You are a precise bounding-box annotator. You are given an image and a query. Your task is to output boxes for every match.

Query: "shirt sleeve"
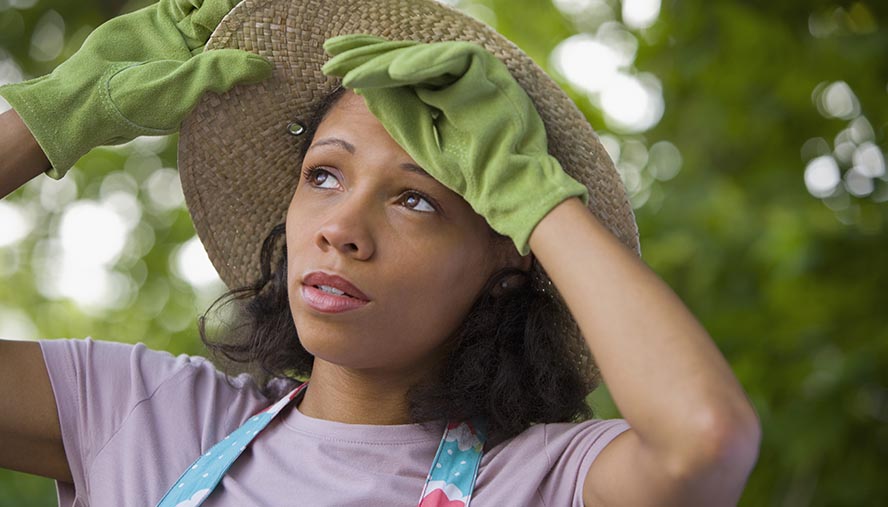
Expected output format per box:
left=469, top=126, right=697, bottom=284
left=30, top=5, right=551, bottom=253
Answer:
left=476, top=417, right=630, bottom=506
left=539, top=418, right=631, bottom=506
left=37, top=337, right=267, bottom=506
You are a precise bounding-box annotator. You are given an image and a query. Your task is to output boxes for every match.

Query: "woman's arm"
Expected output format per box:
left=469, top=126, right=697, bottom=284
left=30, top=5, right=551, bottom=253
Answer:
left=0, top=108, right=51, bottom=200
left=0, top=339, right=70, bottom=482
left=528, top=197, right=761, bottom=506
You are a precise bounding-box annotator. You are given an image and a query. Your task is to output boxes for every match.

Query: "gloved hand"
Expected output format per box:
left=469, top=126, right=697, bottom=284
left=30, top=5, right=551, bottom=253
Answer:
left=0, top=0, right=272, bottom=178
left=321, top=34, right=589, bottom=256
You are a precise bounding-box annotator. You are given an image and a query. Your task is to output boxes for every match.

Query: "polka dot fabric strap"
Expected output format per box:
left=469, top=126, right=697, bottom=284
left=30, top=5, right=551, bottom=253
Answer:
left=154, top=382, right=486, bottom=507
left=154, top=383, right=307, bottom=507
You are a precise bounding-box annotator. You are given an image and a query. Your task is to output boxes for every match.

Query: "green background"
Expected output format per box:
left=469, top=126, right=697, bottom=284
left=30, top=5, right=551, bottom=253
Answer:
left=1, top=0, right=886, bottom=505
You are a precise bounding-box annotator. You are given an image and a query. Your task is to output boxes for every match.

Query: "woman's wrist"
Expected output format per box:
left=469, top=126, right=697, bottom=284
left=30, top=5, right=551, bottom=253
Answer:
left=0, top=108, right=51, bottom=199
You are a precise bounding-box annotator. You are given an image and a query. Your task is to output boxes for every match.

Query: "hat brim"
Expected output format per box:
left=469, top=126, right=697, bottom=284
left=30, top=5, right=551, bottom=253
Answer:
left=178, top=0, right=639, bottom=290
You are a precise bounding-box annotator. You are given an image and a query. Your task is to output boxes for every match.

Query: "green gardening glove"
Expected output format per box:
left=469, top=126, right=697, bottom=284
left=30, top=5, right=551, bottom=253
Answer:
left=321, top=35, right=588, bottom=256
left=0, top=0, right=272, bottom=178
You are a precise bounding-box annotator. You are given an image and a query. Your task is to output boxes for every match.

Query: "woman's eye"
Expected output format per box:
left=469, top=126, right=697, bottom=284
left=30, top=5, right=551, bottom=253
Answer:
left=402, top=192, right=437, bottom=213
left=303, top=166, right=340, bottom=189
left=303, top=166, right=438, bottom=214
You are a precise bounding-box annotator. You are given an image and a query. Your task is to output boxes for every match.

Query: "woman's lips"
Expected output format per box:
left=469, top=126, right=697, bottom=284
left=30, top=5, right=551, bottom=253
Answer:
left=302, top=271, right=370, bottom=301
left=301, top=284, right=370, bottom=313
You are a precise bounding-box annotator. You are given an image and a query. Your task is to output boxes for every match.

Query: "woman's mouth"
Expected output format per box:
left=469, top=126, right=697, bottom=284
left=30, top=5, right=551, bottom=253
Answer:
left=302, top=271, right=371, bottom=300
left=317, top=284, right=345, bottom=295
left=301, top=284, right=370, bottom=313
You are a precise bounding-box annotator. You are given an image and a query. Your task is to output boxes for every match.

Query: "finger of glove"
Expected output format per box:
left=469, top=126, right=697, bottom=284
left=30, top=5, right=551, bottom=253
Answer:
left=161, top=0, right=237, bottom=52
left=323, top=34, right=390, bottom=57
left=72, top=4, right=195, bottom=64
left=386, top=41, right=482, bottom=86
left=322, top=39, right=419, bottom=82
left=109, top=49, right=272, bottom=131
left=333, top=43, right=466, bottom=90
left=357, top=87, right=467, bottom=196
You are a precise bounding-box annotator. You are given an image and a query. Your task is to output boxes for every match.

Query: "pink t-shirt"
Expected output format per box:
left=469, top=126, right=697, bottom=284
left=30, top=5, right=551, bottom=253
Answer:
left=39, top=337, right=630, bottom=507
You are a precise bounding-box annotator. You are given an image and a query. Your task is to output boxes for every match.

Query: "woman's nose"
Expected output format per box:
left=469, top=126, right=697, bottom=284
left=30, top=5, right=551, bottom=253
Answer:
left=313, top=192, right=376, bottom=260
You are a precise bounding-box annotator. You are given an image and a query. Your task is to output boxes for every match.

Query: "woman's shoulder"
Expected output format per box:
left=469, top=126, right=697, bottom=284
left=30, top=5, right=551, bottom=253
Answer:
left=475, top=418, right=630, bottom=504
left=38, top=336, right=273, bottom=405
left=485, top=417, right=630, bottom=465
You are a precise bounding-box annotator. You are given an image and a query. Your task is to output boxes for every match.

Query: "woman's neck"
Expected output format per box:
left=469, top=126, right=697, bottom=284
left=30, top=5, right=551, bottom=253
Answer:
left=297, top=359, right=427, bottom=425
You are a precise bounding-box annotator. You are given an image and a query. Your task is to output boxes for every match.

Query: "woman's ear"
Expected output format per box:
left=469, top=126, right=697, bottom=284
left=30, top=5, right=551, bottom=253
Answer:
left=489, top=248, right=533, bottom=297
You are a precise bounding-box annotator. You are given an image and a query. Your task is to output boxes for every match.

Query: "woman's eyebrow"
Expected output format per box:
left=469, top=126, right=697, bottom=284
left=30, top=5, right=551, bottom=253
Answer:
left=399, top=162, right=433, bottom=180
left=309, top=137, right=434, bottom=180
left=310, top=137, right=355, bottom=154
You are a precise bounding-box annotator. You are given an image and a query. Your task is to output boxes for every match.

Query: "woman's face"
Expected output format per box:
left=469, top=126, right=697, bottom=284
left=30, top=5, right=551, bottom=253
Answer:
left=285, top=90, right=519, bottom=376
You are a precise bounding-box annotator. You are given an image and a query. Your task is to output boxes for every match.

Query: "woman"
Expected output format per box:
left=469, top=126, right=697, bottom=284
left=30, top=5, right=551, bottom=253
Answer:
left=0, top=0, right=761, bottom=505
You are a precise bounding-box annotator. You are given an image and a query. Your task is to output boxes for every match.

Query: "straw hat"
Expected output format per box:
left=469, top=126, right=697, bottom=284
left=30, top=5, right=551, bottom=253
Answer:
left=178, top=0, right=640, bottom=311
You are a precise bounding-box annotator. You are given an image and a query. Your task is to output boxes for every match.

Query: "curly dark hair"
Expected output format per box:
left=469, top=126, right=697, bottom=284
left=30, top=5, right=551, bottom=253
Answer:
left=198, top=85, right=599, bottom=446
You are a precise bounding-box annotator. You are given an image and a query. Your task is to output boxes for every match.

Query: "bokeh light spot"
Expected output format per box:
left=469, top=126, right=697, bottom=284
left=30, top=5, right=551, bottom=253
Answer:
left=28, top=9, right=65, bottom=62
left=0, top=306, right=38, bottom=340
left=552, top=34, right=622, bottom=94
left=851, top=142, right=885, bottom=179
left=144, top=168, right=185, bottom=212
left=0, top=201, right=32, bottom=248
left=848, top=116, right=875, bottom=144
left=462, top=3, right=497, bottom=27
left=814, top=81, right=861, bottom=120
left=9, top=0, right=39, bottom=9
left=844, top=166, right=874, bottom=197
left=59, top=200, right=127, bottom=267
left=800, top=137, right=831, bottom=162
left=621, top=138, right=649, bottom=168
left=0, top=248, right=21, bottom=278
left=553, top=0, right=600, bottom=14
left=173, top=236, right=222, bottom=290
left=0, top=50, right=24, bottom=113
left=553, top=0, right=615, bottom=27
left=648, top=141, right=683, bottom=181
left=600, top=72, right=664, bottom=133
left=622, top=0, right=661, bottom=30
left=804, top=155, right=841, bottom=198
left=38, top=175, right=78, bottom=212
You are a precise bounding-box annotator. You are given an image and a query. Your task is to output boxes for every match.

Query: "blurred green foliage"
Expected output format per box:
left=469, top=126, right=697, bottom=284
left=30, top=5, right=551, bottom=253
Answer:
left=1, top=0, right=886, bottom=505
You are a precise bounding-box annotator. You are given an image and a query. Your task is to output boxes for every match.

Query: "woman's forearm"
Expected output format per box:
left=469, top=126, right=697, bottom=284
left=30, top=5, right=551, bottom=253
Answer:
left=0, top=108, right=50, bottom=199
left=528, top=197, right=760, bottom=470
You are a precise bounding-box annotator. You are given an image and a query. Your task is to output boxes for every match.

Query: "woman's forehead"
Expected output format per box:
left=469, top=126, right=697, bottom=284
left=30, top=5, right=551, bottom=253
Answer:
left=312, top=91, right=410, bottom=156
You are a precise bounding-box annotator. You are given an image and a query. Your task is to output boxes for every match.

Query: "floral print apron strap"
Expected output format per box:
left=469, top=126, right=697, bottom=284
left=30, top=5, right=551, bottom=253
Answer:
left=154, top=383, right=308, bottom=507
left=418, top=418, right=487, bottom=507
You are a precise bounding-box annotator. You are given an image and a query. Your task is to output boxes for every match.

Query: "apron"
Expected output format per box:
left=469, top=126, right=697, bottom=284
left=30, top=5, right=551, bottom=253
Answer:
left=155, top=382, right=487, bottom=507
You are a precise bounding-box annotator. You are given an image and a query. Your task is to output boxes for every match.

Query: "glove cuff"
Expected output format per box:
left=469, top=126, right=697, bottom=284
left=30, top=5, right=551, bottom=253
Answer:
left=478, top=155, right=590, bottom=256
left=0, top=77, right=76, bottom=179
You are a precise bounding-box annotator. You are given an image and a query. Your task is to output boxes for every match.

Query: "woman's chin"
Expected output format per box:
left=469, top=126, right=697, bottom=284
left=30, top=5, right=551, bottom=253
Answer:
left=297, top=333, right=378, bottom=370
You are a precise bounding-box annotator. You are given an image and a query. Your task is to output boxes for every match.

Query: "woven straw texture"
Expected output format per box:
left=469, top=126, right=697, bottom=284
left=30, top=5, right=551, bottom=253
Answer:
left=178, top=0, right=640, bottom=295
